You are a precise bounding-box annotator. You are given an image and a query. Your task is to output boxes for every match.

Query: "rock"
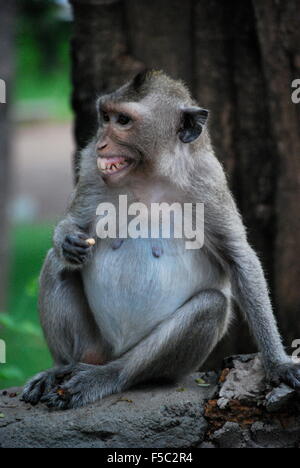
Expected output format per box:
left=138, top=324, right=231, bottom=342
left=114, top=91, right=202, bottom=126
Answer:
left=251, top=421, right=300, bottom=449
left=198, top=441, right=216, bottom=448
left=217, top=355, right=266, bottom=408
left=1, top=355, right=300, bottom=448
left=210, top=422, right=252, bottom=449
left=0, top=373, right=216, bottom=448
left=223, top=353, right=259, bottom=369
left=265, top=383, right=296, bottom=412
left=204, top=355, right=300, bottom=448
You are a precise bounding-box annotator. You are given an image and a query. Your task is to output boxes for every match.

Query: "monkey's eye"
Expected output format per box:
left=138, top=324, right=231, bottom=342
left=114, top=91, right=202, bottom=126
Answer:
left=116, top=113, right=131, bottom=126
left=102, top=111, right=110, bottom=123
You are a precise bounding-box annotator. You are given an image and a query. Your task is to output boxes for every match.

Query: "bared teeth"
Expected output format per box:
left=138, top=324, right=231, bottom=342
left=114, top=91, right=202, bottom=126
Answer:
left=99, top=160, right=106, bottom=170
left=98, top=157, right=129, bottom=175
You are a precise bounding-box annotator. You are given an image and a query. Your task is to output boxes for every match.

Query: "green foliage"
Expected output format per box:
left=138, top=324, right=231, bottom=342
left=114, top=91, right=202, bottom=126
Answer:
left=15, top=0, right=72, bottom=120
left=0, top=366, right=24, bottom=383
left=0, top=224, right=54, bottom=389
left=0, top=312, right=42, bottom=339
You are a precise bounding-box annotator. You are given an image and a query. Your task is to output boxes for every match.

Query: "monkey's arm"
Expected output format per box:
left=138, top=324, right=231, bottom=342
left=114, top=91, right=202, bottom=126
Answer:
left=53, top=181, right=98, bottom=269
left=206, top=189, right=300, bottom=387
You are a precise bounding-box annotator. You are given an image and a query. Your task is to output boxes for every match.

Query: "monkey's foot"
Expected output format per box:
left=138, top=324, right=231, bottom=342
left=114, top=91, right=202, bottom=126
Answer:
left=269, top=361, right=300, bottom=390
left=22, top=367, right=74, bottom=406
left=34, top=363, right=121, bottom=410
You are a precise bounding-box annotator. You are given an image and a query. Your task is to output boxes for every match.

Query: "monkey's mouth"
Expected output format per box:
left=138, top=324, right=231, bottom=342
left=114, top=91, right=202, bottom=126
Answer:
left=97, top=156, right=133, bottom=177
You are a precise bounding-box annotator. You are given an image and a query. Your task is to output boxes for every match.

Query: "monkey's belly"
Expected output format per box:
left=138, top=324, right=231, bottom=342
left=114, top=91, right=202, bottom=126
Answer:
left=82, top=238, right=224, bottom=357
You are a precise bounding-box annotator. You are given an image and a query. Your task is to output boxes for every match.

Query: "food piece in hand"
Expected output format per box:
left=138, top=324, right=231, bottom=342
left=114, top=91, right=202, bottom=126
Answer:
left=86, top=238, right=96, bottom=246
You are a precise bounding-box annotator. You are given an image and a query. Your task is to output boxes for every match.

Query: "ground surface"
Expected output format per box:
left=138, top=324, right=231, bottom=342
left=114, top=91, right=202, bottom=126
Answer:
left=0, top=372, right=216, bottom=448
left=1, top=355, right=300, bottom=448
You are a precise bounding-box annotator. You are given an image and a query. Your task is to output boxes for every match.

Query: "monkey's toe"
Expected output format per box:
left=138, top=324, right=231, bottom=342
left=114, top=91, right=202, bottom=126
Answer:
left=22, top=371, right=57, bottom=405
left=283, top=365, right=300, bottom=390
left=22, top=381, right=44, bottom=406
left=37, top=364, right=93, bottom=410
left=41, top=386, right=87, bottom=410
left=271, top=362, right=300, bottom=390
left=22, top=365, right=78, bottom=406
left=41, top=390, right=71, bottom=410
left=41, top=391, right=88, bottom=410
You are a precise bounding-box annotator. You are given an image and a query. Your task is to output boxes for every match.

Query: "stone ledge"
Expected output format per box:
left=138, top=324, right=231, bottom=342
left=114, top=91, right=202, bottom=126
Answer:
left=0, top=372, right=217, bottom=448
left=0, top=355, right=299, bottom=448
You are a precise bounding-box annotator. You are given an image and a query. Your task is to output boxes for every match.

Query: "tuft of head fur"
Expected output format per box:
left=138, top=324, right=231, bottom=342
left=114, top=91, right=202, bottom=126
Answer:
left=130, top=69, right=191, bottom=101
left=104, top=69, right=193, bottom=106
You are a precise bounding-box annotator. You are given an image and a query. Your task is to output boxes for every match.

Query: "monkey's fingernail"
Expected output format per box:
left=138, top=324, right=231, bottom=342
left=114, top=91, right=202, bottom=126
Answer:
left=86, top=238, right=96, bottom=246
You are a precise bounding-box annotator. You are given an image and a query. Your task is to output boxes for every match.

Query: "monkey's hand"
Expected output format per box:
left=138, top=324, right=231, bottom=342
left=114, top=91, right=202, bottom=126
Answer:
left=267, top=361, right=300, bottom=390
left=53, top=219, right=96, bottom=269
left=61, top=233, right=95, bottom=267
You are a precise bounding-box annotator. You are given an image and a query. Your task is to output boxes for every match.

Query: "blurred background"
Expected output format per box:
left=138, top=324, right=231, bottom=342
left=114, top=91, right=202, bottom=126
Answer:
left=0, top=0, right=299, bottom=389
left=0, top=0, right=73, bottom=388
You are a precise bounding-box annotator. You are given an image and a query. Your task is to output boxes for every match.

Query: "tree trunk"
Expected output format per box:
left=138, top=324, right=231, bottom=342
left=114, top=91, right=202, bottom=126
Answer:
left=70, top=0, right=143, bottom=178
left=0, top=0, right=15, bottom=311
left=253, top=0, right=300, bottom=346
left=125, top=0, right=193, bottom=86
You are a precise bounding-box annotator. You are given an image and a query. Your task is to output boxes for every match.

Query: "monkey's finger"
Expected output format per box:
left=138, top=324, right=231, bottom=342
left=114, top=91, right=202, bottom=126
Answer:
left=62, top=242, right=90, bottom=256
left=65, top=234, right=91, bottom=249
left=63, top=252, right=87, bottom=265
left=77, top=232, right=90, bottom=240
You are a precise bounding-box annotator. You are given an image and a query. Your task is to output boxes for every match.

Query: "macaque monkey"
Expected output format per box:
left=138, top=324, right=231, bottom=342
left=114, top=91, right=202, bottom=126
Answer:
left=23, top=70, right=300, bottom=409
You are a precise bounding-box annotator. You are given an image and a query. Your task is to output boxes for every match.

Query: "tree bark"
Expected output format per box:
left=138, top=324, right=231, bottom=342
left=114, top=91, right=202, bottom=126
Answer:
left=193, top=1, right=278, bottom=365
left=0, top=0, right=15, bottom=311
left=193, top=0, right=237, bottom=177
left=125, top=0, right=193, bottom=86
left=253, top=0, right=300, bottom=345
left=70, top=0, right=143, bottom=177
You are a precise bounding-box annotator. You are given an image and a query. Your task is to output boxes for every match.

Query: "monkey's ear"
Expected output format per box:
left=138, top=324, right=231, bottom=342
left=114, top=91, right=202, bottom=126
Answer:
left=178, top=107, right=209, bottom=144
left=132, top=69, right=151, bottom=91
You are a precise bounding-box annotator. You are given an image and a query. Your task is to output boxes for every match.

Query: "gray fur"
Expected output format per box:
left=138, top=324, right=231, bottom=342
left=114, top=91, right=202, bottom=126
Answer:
left=23, top=71, right=300, bottom=409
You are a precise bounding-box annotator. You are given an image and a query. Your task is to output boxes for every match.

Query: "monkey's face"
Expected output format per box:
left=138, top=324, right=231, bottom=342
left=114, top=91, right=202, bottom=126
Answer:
left=96, top=100, right=147, bottom=185
left=95, top=71, right=209, bottom=186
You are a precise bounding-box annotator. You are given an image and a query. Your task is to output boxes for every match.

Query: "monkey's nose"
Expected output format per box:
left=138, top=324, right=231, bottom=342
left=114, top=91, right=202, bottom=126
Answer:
left=97, top=141, right=108, bottom=152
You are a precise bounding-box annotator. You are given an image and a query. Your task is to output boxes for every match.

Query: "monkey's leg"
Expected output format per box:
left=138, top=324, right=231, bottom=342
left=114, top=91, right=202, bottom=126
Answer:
left=40, top=289, right=229, bottom=409
left=22, top=250, right=108, bottom=405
